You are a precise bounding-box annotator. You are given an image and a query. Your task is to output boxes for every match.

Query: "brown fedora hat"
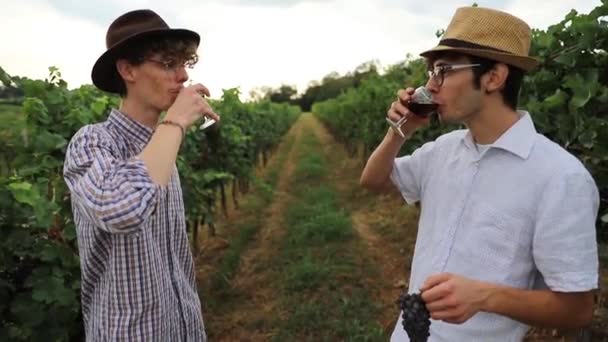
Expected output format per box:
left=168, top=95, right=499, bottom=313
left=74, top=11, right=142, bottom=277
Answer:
left=91, top=9, right=200, bottom=93
left=420, top=7, right=539, bottom=71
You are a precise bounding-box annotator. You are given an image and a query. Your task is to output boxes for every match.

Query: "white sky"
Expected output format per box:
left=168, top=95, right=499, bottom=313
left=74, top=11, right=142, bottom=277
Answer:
left=0, top=0, right=601, bottom=100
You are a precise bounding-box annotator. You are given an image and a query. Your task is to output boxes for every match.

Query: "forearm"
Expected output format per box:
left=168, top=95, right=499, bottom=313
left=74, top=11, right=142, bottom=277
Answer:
left=482, top=284, right=595, bottom=329
left=138, top=124, right=183, bottom=186
left=360, top=128, right=409, bottom=190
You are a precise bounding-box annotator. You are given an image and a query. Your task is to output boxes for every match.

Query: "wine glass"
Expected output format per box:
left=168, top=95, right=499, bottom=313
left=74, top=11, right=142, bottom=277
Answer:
left=188, top=79, right=218, bottom=131
left=386, top=86, right=437, bottom=138
left=199, top=116, right=216, bottom=131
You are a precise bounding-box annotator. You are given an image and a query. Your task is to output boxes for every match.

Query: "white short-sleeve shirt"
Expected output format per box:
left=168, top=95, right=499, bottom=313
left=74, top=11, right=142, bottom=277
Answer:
left=389, top=111, right=599, bottom=342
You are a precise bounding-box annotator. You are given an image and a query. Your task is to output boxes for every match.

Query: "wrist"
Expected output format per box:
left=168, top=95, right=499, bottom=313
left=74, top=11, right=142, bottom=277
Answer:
left=165, top=110, right=190, bottom=128
left=157, top=119, right=185, bottom=140
left=386, top=127, right=412, bottom=142
left=479, top=281, right=501, bottom=313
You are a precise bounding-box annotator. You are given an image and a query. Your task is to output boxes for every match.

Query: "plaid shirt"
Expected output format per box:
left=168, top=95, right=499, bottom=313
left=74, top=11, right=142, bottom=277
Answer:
left=63, top=109, right=206, bottom=341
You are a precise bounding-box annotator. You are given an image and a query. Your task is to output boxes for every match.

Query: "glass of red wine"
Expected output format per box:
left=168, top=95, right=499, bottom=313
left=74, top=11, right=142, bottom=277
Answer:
left=386, top=86, right=438, bottom=138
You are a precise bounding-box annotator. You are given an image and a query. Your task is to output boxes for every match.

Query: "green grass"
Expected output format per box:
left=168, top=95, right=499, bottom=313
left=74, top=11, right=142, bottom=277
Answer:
left=199, top=132, right=295, bottom=306
left=265, top=135, right=294, bottom=187
left=209, top=220, right=259, bottom=291
left=273, top=129, right=386, bottom=342
left=284, top=253, right=331, bottom=291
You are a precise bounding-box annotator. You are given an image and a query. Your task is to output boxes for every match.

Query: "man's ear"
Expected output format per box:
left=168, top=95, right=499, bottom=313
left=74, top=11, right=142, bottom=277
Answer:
left=483, top=63, right=509, bottom=93
left=116, top=59, right=136, bottom=83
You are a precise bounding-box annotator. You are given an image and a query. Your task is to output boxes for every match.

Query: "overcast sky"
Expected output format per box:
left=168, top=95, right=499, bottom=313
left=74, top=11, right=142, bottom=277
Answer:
left=1, top=0, right=601, bottom=100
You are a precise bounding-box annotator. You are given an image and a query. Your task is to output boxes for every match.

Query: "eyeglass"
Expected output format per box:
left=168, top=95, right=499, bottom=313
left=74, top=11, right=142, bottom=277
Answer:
left=427, top=63, right=480, bottom=87
left=142, top=55, right=198, bottom=72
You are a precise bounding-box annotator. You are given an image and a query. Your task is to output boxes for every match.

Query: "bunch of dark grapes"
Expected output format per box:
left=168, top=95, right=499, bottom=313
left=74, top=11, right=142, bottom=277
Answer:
left=396, top=291, right=431, bottom=342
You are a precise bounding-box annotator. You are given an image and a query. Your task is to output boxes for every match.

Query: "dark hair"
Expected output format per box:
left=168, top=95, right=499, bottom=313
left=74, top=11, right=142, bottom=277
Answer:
left=426, top=52, right=525, bottom=110
left=468, top=55, right=524, bottom=110
left=114, top=35, right=198, bottom=97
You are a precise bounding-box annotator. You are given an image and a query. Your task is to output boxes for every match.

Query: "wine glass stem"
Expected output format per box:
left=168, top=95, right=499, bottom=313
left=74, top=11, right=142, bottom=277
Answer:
left=397, top=115, right=408, bottom=127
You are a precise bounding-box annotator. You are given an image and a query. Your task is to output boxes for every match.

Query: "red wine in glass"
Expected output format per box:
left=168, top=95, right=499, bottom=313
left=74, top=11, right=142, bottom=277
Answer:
left=386, top=86, right=437, bottom=137
left=407, top=102, right=439, bottom=117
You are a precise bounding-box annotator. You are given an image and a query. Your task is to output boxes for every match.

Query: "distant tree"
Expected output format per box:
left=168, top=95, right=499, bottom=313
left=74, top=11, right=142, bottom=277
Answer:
left=268, top=84, right=298, bottom=103
left=294, top=60, right=381, bottom=111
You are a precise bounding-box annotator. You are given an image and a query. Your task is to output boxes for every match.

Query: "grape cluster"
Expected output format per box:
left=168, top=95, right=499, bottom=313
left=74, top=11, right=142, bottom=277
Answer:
left=396, top=292, right=431, bottom=342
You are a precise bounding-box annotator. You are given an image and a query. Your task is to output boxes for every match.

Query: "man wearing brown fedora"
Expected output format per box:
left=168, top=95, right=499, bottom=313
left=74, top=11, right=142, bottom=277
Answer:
left=361, top=6, right=599, bottom=341
left=63, top=9, right=219, bottom=341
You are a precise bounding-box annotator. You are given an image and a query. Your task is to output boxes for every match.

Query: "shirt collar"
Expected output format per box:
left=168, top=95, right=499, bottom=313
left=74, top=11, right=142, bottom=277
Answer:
left=107, top=108, right=154, bottom=146
left=461, top=111, right=537, bottom=160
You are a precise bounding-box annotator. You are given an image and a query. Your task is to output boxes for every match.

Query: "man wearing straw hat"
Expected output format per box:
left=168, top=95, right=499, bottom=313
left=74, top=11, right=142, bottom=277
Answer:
left=360, top=6, right=599, bottom=341
left=63, top=9, right=219, bottom=341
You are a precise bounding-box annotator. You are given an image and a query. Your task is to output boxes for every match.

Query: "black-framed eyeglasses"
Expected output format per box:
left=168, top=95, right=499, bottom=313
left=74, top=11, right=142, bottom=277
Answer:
left=427, top=63, right=480, bottom=87
left=142, top=55, right=199, bottom=72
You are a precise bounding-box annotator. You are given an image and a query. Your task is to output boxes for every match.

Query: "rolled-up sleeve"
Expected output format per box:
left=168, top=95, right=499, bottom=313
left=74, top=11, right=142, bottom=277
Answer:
left=63, top=126, right=159, bottom=234
left=390, top=140, right=436, bottom=205
left=533, top=170, right=600, bottom=292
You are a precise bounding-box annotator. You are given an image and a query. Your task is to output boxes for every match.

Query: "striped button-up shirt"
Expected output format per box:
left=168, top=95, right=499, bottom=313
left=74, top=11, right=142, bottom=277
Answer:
left=389, top=111, right=599, bottom=341
left=63, top=109, right=206, bottom=341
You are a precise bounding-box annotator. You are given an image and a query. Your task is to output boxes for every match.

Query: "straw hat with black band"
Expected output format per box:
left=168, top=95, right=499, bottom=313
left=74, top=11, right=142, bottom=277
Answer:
left=420, top=6, right=539, bottom=72
left=91, top=9, right=200, bottom=94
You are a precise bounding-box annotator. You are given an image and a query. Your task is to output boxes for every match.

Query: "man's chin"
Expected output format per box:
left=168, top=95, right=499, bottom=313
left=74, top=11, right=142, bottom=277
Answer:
left=160, top=100, right=174, bottom=112
left=165, top=95, right=179, bottom=109
left=436, top=111, right=460, bottom=125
